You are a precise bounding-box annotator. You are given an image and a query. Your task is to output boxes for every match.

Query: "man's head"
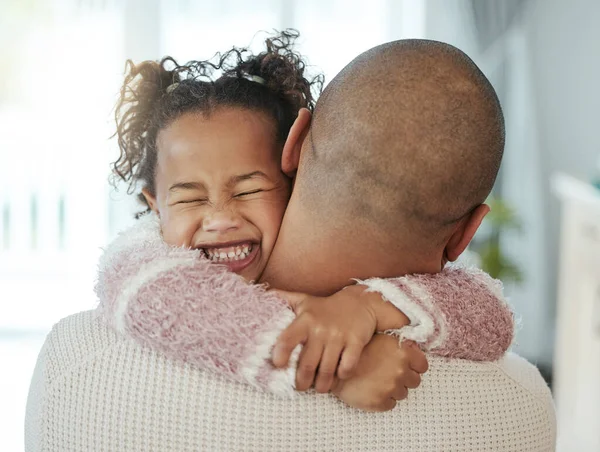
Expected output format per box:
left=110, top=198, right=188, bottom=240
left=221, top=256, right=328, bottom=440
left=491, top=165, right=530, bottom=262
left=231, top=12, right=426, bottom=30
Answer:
left=261, top=39, right=504, bottom=295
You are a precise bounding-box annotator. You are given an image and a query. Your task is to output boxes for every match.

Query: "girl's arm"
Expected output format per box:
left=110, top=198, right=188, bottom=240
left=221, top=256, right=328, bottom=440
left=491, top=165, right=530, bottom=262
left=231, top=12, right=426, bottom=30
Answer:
left=96, top=215, right=513, bottom=397
left=357, top=267, right=514, bottom=362
left=96, top=214, right=298, bottom=397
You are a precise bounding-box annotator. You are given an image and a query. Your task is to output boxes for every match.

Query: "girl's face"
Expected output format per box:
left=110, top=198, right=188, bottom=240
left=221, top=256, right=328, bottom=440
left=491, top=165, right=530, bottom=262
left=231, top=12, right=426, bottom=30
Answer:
left=143, top=108, right=291, bottom=282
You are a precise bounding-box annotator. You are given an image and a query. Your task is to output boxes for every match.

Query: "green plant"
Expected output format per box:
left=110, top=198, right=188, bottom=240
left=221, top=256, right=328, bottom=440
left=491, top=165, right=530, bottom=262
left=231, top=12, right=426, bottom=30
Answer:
left=472, top=197, right=524, bottom=284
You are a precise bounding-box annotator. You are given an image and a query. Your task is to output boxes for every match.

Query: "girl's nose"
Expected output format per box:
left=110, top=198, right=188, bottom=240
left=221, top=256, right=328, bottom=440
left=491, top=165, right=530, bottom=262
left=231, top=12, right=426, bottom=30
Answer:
left=202, top=210, right=242, bottom=234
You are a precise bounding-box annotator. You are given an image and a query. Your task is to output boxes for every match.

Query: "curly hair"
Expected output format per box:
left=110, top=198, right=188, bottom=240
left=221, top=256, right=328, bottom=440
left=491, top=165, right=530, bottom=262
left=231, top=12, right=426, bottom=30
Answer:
left=112, top=29, right=324, bottom=214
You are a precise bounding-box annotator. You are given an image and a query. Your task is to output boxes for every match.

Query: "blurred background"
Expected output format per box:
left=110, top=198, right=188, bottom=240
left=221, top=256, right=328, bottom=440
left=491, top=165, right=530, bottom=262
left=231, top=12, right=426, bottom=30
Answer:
left=1, top=0, right=599, bottom=450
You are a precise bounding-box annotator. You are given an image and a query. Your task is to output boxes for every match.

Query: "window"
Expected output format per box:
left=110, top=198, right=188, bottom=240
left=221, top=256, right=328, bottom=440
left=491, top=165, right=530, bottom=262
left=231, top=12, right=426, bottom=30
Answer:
left=2, top=2, right=424, bottom=449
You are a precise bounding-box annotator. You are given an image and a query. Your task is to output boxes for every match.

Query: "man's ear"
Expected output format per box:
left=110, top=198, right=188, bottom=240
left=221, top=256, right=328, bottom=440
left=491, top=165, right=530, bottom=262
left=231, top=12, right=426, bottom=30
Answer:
left=281, top=108, right=311, bottom=177
left=444, top=204, right=490, bottom=263
left=141, top=188, right=159, bottom=215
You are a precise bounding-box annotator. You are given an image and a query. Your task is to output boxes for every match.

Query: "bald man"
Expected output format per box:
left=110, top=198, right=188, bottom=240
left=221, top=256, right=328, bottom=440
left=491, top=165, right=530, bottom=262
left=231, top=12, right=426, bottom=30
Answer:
left=25, top=40, right=555, bottom=451
left=264, top=39, right=504, bottom=292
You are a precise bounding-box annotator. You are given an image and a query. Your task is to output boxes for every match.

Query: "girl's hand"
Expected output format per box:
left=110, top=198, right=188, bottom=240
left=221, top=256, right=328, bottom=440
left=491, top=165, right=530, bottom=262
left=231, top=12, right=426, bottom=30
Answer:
left=272, top=286, right=380, bottom=393
left=332, top=334, right=428, bottom=412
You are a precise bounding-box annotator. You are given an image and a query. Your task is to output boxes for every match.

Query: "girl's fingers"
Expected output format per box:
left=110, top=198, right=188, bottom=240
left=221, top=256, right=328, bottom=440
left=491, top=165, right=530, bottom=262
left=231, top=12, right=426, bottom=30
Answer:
left=377, top=398, right=398, bottom=412
left=391, top=385, right=409, bottom=401
left=404, top=342, right=429, bottom=374
left=295, top=337, right=325, bottom=391
left=314, top=340, right=344, bottom=393
left=403, top=370, right=422, bottom=389
left=272, top=320, right=307, bottom=368
left=336, top=342, right=364, bottom=380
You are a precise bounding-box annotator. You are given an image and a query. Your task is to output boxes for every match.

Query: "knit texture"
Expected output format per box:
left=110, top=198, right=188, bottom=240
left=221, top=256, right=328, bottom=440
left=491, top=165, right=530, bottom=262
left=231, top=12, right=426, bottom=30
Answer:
left=359, top=267, right=514, bottom=360
left=95, top=215, right=514, bottom=396
left=25, top=310, right=556, bottom=452
left=96, top=214, right=298, bottom=396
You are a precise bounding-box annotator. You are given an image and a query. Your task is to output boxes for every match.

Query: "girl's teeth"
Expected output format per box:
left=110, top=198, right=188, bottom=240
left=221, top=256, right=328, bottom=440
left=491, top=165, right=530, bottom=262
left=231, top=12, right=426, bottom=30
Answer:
left=204, top=244, right=254, bottom=262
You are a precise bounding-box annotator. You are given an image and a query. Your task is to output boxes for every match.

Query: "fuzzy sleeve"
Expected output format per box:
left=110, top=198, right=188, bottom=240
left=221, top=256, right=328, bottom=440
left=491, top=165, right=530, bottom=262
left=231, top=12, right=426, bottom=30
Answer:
left=95, top=214, right=299, bottom=397
left=97, top=216, right=514, bottom=402
left=357, top=267, right=515, bottom=361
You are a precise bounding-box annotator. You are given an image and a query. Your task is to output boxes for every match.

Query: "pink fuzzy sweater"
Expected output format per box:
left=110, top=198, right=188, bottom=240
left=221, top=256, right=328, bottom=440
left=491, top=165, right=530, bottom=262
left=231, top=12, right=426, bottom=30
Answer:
left=96, top=214, right=514, bottom=397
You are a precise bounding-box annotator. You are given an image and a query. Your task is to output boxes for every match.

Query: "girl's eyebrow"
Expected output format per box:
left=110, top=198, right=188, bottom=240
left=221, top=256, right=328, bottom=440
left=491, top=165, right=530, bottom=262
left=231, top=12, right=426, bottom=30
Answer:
left=228, top=171, right=270, bottom=186
left=169, top=172, right=268, bottom=192
left=169, top=181, right=207, bottom=192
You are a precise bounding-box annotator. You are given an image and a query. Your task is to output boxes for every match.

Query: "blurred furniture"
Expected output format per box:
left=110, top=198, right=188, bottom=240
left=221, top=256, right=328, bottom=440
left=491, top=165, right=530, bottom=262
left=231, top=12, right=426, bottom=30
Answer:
left=552, top=172, right=600, bottom=452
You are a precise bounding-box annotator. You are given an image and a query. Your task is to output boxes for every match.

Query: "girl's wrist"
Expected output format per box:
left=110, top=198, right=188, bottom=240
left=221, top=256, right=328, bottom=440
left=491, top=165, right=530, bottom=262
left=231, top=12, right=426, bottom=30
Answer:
left=353, top=285, right=410, bottom=332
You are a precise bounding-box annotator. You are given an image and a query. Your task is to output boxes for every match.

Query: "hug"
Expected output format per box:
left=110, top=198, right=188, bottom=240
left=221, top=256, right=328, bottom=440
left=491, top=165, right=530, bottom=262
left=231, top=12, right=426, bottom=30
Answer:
left=25, top=30, right=555, bottom=451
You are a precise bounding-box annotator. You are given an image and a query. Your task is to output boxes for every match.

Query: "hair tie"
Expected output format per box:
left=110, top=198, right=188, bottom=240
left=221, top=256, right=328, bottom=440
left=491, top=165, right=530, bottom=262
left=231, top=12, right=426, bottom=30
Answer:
left=242, top=73, right=266, bottom=85
left=166, top=82, right=180, bottom=94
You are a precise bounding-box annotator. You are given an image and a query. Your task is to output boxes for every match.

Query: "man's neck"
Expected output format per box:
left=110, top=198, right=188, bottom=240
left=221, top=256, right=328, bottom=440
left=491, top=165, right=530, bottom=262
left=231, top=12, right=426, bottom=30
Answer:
left=261, top=220, right=442, bottom=296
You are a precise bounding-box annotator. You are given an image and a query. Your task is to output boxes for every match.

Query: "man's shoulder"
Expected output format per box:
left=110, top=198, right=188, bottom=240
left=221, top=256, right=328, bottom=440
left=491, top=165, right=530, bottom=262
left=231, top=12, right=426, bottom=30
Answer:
left=52, top=308, right=104, bottom=331
left=498, top=353, right=556, bottom=436
left=48, top=309, right=115, bottom=344
left=424, top=353, right=556, bottom=447
left=427, top=353, right=554, bottom=411
left=41, top=310, right=121, bottom=380
left=47, top=311, right=552, bottom=398
left=495, top=353, right=554, bottom=405
left=47, top=311, right=553, bottom=412
left=35, top=312, right=556, bottom=451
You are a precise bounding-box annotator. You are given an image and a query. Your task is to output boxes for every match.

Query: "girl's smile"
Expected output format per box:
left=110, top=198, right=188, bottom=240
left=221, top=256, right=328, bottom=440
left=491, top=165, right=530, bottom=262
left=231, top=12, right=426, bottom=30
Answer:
left=201, top=240, right=259, bottom=273
left=142, top=108, right=291, bottom=282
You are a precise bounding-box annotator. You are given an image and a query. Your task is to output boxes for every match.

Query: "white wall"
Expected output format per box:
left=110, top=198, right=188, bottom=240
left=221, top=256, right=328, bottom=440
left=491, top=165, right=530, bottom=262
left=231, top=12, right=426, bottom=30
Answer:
left=524, top=0, right=600, bottom=183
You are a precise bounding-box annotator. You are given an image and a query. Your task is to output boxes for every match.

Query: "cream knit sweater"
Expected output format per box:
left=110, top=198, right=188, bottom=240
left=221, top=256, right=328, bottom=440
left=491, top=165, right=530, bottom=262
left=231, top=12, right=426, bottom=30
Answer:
left=25, top=310, right=556, bottom=452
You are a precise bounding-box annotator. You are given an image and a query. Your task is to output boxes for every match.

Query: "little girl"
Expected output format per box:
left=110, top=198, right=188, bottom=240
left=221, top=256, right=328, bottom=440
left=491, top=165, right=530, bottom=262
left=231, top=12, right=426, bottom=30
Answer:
left=97, top=31, right=513, bottom=405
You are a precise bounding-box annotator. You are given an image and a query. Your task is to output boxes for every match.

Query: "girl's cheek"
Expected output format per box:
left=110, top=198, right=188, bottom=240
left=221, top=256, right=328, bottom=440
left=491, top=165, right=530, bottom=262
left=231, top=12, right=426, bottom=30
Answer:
left=161, top=212, right=198, bottom=247
left=160, top=223, right=184, bottom=247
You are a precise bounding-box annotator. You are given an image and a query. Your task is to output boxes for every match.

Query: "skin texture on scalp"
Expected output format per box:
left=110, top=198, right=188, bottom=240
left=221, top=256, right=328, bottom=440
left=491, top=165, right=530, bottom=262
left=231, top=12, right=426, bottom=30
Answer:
left=262, top=39, right=505, bottom=294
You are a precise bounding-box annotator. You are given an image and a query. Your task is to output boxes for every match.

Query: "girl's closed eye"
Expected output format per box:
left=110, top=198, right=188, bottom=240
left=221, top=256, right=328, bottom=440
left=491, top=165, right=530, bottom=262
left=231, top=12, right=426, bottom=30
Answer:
left=175, top=198, right=209, bottom=205
left=234, top=189, right=264, bottom=198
